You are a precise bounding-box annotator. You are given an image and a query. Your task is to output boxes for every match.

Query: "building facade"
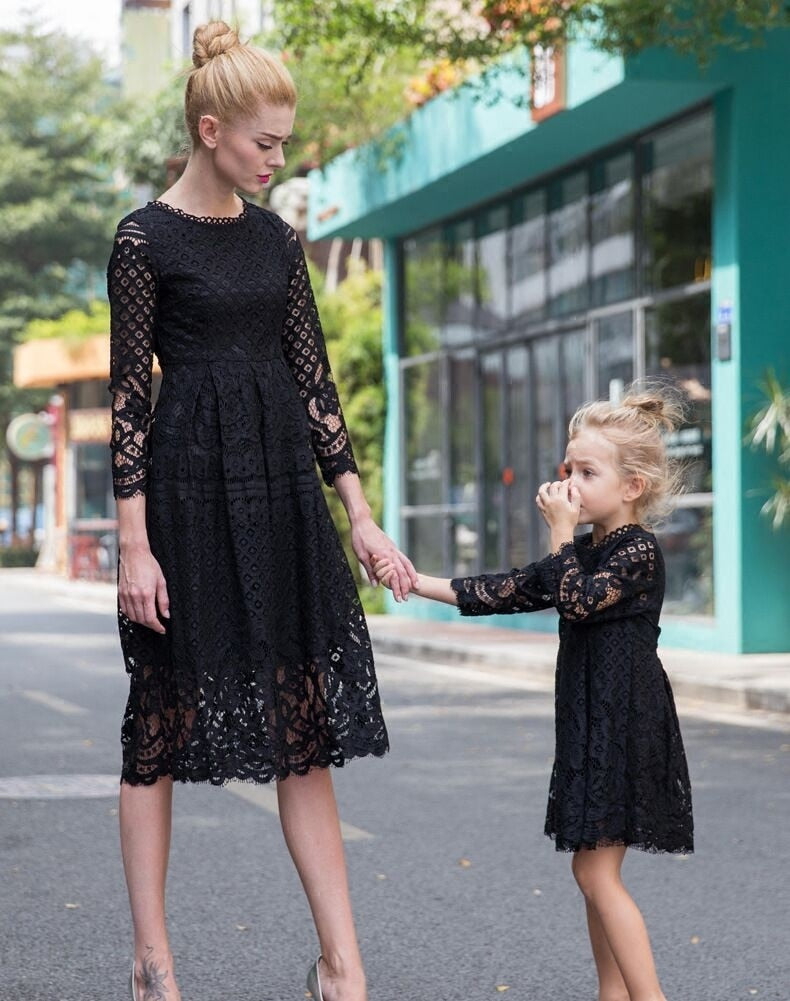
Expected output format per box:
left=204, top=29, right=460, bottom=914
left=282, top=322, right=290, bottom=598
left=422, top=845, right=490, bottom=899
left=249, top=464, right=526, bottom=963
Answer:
left=307, top=34, right=790, bottom=653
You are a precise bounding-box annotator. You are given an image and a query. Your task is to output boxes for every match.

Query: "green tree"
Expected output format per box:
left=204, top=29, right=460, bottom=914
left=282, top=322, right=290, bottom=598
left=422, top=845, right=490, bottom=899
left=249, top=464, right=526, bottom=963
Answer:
left=746, top=371, right=790, bottom=530
left=313, top=260, right=388, bottom=611
left=0, top=22, right=124, bottom=433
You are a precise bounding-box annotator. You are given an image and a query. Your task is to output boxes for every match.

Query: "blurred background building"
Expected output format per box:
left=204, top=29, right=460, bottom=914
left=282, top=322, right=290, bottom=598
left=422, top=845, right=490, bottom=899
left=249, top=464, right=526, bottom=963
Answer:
left=308, top=34, right=790, bottom=653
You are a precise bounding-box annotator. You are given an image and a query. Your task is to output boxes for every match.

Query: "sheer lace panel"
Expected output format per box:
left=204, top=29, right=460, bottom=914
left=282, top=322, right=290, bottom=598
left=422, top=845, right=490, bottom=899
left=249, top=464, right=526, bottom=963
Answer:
left=452, top=564, right=554, bottom=616
left=544, top=536, right=659, bottom=623
left=282, top=229, right=358, bottom=486
left=107, top=220, right=157, bottom=499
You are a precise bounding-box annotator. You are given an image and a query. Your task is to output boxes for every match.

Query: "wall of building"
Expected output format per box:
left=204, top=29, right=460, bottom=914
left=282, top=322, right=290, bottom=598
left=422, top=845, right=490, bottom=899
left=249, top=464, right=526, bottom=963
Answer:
left=309, top=34, right=790, bottom=653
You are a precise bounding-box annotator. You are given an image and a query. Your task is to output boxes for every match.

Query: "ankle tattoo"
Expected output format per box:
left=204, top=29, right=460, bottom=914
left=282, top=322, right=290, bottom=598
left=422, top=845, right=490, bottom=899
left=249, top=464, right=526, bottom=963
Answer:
left=141, top=945, right=170, bottom=1000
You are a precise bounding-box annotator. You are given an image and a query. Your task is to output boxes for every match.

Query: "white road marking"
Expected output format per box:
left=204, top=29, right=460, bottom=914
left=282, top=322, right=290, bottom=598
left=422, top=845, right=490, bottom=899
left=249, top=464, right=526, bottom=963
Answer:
left=225, top=781, right=374, bottom=842
left=19, top=689, right=89, bottom=716
left=0, top=774, right=118, bottom=799
left=2, top=632, right=117, bottom=649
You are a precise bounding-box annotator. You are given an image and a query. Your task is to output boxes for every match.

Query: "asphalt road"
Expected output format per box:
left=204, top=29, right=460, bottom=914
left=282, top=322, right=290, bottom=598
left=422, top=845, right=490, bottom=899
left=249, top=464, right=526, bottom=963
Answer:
left=1, top=570, right=788, bottom=1001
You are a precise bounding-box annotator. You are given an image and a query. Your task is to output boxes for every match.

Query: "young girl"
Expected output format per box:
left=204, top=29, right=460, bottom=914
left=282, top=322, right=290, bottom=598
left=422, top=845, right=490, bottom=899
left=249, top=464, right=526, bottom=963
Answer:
left=373, top=386, right=693, bottom=1001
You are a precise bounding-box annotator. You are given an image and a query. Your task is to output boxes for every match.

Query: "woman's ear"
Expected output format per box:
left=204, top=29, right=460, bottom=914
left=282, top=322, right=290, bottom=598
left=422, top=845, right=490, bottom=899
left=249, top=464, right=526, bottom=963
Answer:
left=623, top=475, right=646, bottom=503
left=198, top=114, right=220, bottom=149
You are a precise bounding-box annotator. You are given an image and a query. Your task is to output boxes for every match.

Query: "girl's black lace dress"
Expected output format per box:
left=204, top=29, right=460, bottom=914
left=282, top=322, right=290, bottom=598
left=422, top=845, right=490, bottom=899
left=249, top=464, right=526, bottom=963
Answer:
left=107, top=199, right=388, bottom=786
left=451, top=525, right=693, bottom=853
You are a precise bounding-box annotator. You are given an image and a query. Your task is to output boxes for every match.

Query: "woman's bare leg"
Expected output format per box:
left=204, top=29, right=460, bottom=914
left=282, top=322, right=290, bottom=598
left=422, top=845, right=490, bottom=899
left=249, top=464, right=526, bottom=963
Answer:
left=277, top=768, right=366, bottom=1001
left=572, top=846, right=666, bottom=1001
left=584, top=899, right=631, bottom=1001
left=119, top=777, right=182, bottom=1001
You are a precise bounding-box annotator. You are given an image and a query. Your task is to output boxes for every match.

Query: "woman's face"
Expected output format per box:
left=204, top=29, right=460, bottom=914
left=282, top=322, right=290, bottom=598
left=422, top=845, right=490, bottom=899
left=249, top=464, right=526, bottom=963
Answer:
left=203, top=101, right=296, bottom=195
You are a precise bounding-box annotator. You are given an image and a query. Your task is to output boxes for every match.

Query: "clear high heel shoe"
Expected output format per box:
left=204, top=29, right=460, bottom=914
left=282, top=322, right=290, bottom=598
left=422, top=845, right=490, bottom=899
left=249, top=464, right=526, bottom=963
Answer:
left=129, top=961, right=138, bottom=1001
left=306, top=955, right=324, bottom=1001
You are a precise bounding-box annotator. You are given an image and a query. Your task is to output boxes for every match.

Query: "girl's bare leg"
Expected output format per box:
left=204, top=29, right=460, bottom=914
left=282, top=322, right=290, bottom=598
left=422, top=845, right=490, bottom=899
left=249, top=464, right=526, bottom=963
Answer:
left=119, top=777, right=182, bottom=1001
left=277, top=768, right=366, bottom=1001
left=584, top=899, right=630, bottom=1001
left=572, top=846, right=666, bottom=1001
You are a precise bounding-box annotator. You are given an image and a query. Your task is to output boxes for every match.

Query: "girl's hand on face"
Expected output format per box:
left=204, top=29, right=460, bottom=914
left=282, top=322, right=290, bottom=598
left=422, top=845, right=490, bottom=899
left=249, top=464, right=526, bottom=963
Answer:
left=536, top=479, right=581, bottom=532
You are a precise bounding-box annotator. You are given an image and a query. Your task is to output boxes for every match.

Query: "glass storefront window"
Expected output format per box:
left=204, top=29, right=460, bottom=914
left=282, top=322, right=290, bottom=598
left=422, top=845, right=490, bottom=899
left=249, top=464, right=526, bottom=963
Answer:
left=481, top=350, right=504, bottom=570
left=591, top=151, right=634, bottom=306
left=511, top=190, right=547, bottom=321
left=595, top=311, right=634, bottom=399
left=548, top=171, right=588, bottom=317
left=645, top=293, right=712, bottom=494
left=477, top=205, right=509, bottom=333
left=656, top=507, right=714, bottom=615
left=443, top=219, right=477, bottom=348
left=505, top=345, right=531, bottom=567
left=403, top=228, right=443, bottom=356
left=404, top=514, right=445, bottom=577
left=641, top=112, right=713, bottom=292
left=398, top=109, right=714, bottom=615
left=404, top=360, right=443, bottom=506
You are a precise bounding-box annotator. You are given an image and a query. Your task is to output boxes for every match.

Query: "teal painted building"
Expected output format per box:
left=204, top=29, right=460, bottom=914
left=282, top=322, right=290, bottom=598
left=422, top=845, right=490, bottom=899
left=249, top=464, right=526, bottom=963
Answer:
left=308, top=33, right=790, bottom=653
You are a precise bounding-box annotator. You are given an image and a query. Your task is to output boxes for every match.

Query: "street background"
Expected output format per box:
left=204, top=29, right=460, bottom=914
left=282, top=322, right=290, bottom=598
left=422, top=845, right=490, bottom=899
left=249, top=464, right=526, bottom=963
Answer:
left=1, top=569, right=789, bottom=1001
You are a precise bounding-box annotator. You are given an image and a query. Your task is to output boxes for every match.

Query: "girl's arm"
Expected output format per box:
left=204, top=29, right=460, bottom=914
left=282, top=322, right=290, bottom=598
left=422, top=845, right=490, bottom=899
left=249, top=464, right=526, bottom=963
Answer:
left=373, top=558, right=554, bottom=614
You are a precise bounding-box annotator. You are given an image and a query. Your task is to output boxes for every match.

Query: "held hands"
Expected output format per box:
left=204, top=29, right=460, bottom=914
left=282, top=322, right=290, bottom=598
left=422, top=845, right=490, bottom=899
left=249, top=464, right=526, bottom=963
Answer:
left=118, top=546, right=170, bottom=634
left=370, top=554, right=404, bottom=597
left=350, top=516, right=418, bottom=601
left=536, top=479, right=581, bottom=535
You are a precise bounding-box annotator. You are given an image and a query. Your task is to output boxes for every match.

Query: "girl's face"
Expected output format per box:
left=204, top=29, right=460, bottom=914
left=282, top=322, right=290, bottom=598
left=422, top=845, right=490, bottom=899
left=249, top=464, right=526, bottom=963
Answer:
left=201, top=101, right=296, bottom=195
left=563, top=429, right=642, bottom=529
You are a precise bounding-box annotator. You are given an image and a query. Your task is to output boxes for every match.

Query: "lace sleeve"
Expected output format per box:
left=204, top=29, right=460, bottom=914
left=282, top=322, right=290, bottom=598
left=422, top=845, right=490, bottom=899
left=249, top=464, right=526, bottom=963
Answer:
left=281, top=228, right=358, bottom=486
left=540, top=537, right=659, bottom=622
left=107, top=220, right=157, bottom=500
left=451, top=563, right=555, bottom=616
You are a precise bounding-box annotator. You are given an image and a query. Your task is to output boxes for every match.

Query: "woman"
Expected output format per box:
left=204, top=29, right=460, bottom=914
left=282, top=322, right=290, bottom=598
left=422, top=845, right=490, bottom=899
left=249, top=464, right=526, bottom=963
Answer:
left=108, top=22, right=415, bottom=1001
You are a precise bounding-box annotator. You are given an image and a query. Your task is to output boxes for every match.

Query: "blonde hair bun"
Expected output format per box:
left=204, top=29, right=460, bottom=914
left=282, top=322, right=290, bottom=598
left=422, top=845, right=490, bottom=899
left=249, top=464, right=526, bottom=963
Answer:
left=620, top=389, right=685, bottom=435
left=192, top=21, right=241, bottom=68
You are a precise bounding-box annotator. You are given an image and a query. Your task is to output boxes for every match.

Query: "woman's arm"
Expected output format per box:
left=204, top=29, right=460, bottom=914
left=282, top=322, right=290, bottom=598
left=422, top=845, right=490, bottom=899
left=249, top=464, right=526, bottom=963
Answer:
left=334, top=473, right=417, bottom=601
left=107, top=220, right=169, bottom=633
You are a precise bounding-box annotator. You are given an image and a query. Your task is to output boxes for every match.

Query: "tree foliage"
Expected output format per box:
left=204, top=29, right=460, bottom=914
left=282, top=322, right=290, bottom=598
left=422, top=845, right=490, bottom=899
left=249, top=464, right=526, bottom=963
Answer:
left=746, top=370, right=790, bottom=530
left=313, top=260, right=388, bottom=611
left=0, top=22, right=124, bottom=432
left=269, top=0, right=788, bottom=162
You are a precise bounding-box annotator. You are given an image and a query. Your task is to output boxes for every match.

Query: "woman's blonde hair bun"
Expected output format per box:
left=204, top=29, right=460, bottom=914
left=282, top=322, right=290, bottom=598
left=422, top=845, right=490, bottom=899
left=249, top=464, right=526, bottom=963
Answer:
left=192, top=21, right=240, bottom=68
left=183, top=21, right=297, bottom=147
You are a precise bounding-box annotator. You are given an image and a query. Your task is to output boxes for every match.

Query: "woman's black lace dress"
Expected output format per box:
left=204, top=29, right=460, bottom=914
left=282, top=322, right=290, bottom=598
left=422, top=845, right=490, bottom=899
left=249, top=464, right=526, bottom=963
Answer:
left=451, top=525, right=693, bottom=853
left=107, top=199, right=388, bottom=786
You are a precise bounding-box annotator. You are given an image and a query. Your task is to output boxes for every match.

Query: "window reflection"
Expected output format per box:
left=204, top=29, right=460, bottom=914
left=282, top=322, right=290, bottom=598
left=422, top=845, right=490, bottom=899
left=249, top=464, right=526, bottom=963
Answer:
left=477, top=206, right=509, bottom=333
left=642, top=112, right=713, bottom=292
left=596, top=312, right=634, bottom=399
left=404, top=361, right=442, bottom=506
left=645, top=293, right=712, bottom=494
left=656, top=507, right=714, bottom=615
left=403, top=229, right=443, bottom=356
left=591, top=152, right=634, bottom=305
left=449, top=351, right=478, bottom=575
left=512, top=190, right=547, bottom=320
left=506, top=345, right=531, bottom=567
left=548, top=171, right=588, bottom=316
left=482, top=351, right=504, bottom=570
left=405, top=514, right=445, bottom=577
left=443, top=219, right=477, bottom=348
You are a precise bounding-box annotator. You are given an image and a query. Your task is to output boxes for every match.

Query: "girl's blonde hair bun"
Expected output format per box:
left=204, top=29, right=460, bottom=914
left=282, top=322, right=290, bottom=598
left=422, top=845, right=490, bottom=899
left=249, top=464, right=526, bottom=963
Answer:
left=192, top=21, right=240, bottom=68
left=620, top=387, right=685, bottom=436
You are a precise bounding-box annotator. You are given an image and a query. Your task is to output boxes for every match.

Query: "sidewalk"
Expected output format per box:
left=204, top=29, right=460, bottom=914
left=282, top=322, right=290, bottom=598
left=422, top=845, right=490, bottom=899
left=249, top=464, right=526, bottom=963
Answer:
left=366, top=613, right=790, bottom=717
left=5, top=569, right=790, bottom=717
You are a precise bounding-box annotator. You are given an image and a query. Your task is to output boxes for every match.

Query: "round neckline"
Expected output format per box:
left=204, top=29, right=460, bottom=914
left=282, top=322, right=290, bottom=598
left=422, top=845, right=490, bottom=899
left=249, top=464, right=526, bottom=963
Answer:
left=148, top=198, right=250, bottom=224
left=589, top=523, right=643, bottom=547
